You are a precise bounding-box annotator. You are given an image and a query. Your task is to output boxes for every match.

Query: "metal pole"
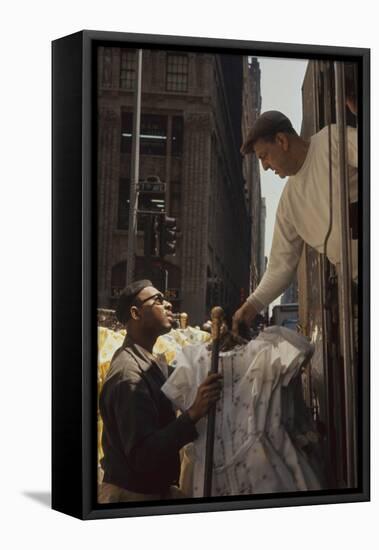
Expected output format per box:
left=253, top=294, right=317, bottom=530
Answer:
left=203, top=306, right=224, bottom=497
left=320, top=59, right=338, bottom=486
left=126, top=49, right=143, bottom=285
left=334, top=61, right=357, bottom=487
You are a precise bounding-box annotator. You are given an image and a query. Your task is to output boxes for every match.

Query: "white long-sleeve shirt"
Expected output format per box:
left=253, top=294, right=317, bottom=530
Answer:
left=248, top=125, right=358, bottom=311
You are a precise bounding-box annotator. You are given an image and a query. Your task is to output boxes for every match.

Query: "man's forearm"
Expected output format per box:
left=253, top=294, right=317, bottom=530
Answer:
left=246, top=294, right=265, bottom=313
left=247, top=262, right=297, bottom=309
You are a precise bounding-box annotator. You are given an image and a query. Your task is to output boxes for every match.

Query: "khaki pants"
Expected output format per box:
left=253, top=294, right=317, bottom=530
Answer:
left=179, top=445, right=194, bottom=497
left=98, top=482, right=186, bottom=504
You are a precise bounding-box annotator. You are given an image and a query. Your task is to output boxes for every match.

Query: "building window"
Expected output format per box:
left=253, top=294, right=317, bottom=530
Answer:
left=140, top=115, right=168, bottom=155
left=121, top=112, right=133, bottom=153
left=121, top=112, right=168, bottom=156
left=117, top=178, right=130, bottom=230
left=120, top=49, right=136, bottom=90
left=166, top=54, right=188, bottom=92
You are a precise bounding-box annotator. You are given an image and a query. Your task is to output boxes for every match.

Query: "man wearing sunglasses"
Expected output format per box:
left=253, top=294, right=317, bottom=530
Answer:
left=99, top=279, right=222, bottom=503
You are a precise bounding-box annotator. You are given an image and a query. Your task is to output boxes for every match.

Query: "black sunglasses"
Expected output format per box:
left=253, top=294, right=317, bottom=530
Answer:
left=136, top=293, right=166, bottom=306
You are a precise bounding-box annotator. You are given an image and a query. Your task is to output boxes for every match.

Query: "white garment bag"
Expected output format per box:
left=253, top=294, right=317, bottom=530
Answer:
left=162, top=326, right=322, bottom=497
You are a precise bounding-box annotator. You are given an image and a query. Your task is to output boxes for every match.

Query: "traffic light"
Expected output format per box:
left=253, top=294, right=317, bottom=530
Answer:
left=144, top=214, right=160, bottom=257
left=159, top=215, right=177, bottom=257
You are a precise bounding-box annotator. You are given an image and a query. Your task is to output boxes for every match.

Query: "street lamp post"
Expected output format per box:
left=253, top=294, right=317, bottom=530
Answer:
left=126, top=49, right=143, bottom=285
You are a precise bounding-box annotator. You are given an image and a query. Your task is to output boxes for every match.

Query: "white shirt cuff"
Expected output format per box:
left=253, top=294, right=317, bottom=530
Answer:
left=246, top=294, right=265, bottom=312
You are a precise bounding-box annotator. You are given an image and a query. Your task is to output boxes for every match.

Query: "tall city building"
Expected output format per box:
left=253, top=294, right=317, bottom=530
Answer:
left=97, top=47, right=262, bottom=325
left=241, top=57, right=263, bottom=294
left=280, top=282, right=298, bottom=304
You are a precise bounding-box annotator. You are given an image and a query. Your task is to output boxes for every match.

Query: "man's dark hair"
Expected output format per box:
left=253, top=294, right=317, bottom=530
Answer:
left=241, top=110, right=297, bottom=155
left=116, top=279, right=153, bottom=325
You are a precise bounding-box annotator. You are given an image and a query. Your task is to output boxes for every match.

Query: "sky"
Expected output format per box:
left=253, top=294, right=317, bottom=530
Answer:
left=255, top=56, right=308, bottom=305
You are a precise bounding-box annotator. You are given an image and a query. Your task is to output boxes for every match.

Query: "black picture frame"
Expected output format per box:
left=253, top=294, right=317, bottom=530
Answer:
left=52, top=30, right=370, bottom=520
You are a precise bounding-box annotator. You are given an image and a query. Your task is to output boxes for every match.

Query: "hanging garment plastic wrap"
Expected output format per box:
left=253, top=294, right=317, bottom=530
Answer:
left=161, top=326, right=322, bottom=497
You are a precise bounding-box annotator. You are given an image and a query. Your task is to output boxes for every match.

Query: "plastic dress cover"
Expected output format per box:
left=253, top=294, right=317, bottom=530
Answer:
left=161, top=326, right=322, bottom=497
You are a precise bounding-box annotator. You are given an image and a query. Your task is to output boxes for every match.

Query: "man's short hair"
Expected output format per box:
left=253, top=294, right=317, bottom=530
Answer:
left=116, top=279, right=153, bottom=324
left=241, top=110, right=296, bottom=155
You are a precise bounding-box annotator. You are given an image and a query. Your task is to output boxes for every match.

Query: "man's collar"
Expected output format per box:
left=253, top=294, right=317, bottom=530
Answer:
left=122, top=334, right=152, bottom=372
left=122, top=334, right=168, bottom=377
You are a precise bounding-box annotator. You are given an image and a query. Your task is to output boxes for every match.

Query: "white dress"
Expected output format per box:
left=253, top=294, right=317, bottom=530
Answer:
left=161, top=326, right=322, bottom=497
